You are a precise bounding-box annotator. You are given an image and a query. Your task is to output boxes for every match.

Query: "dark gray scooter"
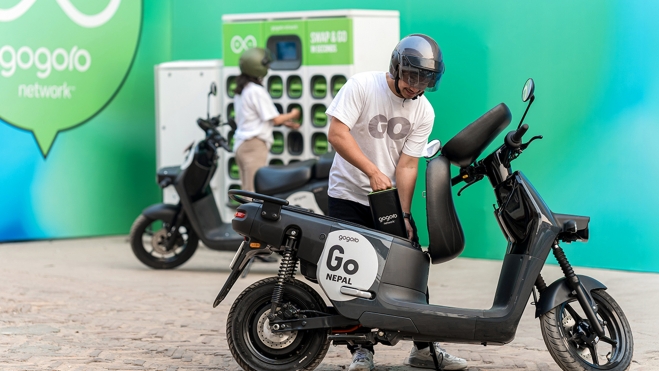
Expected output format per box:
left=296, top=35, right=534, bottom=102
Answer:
left=213, top=79, right=633, bottom=371
left=130, top=83, right=334, bottom=269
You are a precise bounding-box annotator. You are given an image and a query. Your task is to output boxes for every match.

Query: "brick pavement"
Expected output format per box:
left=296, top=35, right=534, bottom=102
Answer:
left=0, top=236, right=656, bottom=371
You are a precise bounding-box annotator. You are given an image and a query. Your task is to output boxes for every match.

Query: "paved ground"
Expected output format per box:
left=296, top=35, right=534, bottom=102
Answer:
left=0, top=236, right=657, bottom=371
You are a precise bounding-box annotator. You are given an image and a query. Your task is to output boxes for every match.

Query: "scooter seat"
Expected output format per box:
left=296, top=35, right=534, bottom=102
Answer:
left=255, top=159, right=316, bottom=195
left=314, top=152, right=335, bottom=179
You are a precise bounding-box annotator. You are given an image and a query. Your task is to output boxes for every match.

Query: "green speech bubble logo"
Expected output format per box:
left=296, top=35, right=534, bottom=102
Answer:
left=0, top=0, right=142, bottom=156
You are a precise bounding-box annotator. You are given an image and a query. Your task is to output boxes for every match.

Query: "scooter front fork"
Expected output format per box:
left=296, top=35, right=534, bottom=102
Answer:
left=268, top=228, right=300, bottom=320
left=550, top=242, right=606, bottom=338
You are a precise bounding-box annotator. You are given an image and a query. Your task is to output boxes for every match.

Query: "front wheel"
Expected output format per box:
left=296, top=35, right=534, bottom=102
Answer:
left=129, top=214, right=198, bottom=269
left=226, top=277, right=330, bottom=371
left=540, top=289, right=633, bottom=371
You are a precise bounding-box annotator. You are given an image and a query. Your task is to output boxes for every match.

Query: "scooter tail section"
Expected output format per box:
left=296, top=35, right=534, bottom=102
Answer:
left=534, top=275, right=607, bottom=318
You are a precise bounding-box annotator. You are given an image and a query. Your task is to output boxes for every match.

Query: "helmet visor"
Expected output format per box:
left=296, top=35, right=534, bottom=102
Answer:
left=400, top=55, right=445, bottom=92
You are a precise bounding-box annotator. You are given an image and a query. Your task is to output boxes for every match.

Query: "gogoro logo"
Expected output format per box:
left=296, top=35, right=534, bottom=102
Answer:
left=230, top=35, right=256, bottom=54
left=378, top=214, right=398, bottom=223
left=0, top=0, right=142, bottom=156
left=338, top=235, right=359, bottom=243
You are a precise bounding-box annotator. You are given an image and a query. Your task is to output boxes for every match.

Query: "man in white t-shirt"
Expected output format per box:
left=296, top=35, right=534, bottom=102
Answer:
left=326, top=34, right=468, bottom=371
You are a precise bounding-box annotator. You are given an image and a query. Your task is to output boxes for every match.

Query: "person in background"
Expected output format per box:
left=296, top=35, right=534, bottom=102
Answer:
left=326, top=34, right=468, bottom=371
left=233, top=47, right=300, bottom=192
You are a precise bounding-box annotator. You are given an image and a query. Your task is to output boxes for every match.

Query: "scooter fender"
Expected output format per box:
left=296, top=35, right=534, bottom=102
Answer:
left=535, top=275, right=606, bottom=318
left=212, top=241, right=271, bottom=307
left=142, top=203, right=180, bottom=223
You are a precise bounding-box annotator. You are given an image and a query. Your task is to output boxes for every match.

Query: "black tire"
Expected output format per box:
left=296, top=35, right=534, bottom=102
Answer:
left=227, top=277, right=330, bottom=371
left=540, top=289, right=634, bottom=371
left=129, top=214, right=198, bottom=269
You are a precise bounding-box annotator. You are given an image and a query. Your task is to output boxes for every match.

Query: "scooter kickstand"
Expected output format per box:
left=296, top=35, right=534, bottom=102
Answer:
left=428, top=342, right=443, bottom=370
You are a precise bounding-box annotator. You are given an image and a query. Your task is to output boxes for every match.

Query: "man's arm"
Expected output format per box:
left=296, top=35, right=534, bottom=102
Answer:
left=328, top=116, right=392, bottom=191
left=395, top=153, right=419, bottom=240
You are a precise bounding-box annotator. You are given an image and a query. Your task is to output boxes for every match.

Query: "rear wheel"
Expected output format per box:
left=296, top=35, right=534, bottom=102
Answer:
left=129, top=214, right=198, bottom=269
left=226, top=277, right=330, bottom=371
left=540, top=289, right=633, bottom=371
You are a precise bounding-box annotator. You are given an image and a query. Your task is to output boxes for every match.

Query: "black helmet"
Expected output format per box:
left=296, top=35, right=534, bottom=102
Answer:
left=389, top=34, right=445, bottom=95
left=239, top=47, right=272, bottom=79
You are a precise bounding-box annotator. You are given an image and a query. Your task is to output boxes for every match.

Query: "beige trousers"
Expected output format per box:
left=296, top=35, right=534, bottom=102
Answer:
left=235, top=138, right=269, bottom=192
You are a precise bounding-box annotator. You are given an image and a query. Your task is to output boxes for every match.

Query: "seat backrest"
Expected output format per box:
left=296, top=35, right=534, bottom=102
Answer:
left=426, top=156, right=465, bottom=264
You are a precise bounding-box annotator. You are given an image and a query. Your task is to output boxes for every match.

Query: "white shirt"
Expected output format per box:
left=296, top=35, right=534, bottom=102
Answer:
left=233, top=82, right=279, bottom=151
left=325, top=71, right=435, bottom=206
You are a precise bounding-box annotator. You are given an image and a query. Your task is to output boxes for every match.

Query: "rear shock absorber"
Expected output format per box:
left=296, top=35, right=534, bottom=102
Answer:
left=269, top=228, right=300, bottom=320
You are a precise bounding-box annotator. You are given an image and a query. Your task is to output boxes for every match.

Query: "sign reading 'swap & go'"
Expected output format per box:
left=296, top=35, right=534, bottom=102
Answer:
left=0, top=0, right=141, bottom=156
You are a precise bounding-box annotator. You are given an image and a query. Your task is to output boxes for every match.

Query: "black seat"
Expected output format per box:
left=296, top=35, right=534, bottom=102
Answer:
left=255, top=159, right=315, bottom=195
left=314, top=152, right=335, bottom=179
left=425, top=156, right=465, bottom=264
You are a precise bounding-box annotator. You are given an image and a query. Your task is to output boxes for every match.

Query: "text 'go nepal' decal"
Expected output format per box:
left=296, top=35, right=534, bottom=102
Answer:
left=316, top=230, right=378, bottom=302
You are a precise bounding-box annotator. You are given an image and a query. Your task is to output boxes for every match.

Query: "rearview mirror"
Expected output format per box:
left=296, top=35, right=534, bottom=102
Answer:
left=209, top=82, right=217, bottom=96
left=423, top=139, right=442, bottom=158
left=522, top=78, right=535, bottom=102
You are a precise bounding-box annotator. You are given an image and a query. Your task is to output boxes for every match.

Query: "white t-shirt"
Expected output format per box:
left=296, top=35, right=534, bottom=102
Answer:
left=325, top=71, right=435, bottom=206
left=233, top=82, right=279, bottom=151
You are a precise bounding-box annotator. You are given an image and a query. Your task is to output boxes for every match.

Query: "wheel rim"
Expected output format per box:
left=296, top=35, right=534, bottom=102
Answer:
left=557, top=293, right=627, bottom=368
left=142, top=221, right=189, bottom=263
left=242, top=295, right=321, bottom=365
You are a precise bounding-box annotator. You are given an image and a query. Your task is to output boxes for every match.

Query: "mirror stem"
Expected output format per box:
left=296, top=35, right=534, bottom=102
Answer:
left=517, top=95, right=534, bottom=129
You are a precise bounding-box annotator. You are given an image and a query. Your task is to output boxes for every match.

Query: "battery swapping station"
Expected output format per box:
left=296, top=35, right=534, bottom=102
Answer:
left=219, top=9, right=400, bottom=222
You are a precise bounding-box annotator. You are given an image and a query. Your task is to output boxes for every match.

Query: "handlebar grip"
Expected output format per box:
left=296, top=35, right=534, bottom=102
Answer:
left=451, top=175, right=463, bottom=186
left=512, top=124, right=529, bottom=143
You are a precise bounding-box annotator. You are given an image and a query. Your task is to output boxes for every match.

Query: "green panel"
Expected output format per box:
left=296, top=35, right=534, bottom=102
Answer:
left=331, top=75, right=347, bottom=97
left=228, top=132, right=235, bottom=152
left=312, top=133, right=328, bottom=155
left=312, top=104, right=327, bottom=127
left=269, top=159, right=284, bottom=166
left=311, top=75, right=327, bottom=98
left=271, top=131, right=284, bottom=154
left=226, top=76, right=237, bottom=98
left=287, top=76, right=303, bottom=99
left=222, top=22, right=263, bottom=67
left=227, top=103, right=235, bottom=120
left=228, top=184, right=241, bottom=207
left=305, top=18, right=353, bottom=65
left=268, top=76, right=283, bottom=98
left=228, top=157, right=239, bottom=179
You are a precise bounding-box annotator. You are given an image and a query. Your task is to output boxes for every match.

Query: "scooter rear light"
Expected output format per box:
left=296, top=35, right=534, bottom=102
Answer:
left=235, top=211, right=246, bottom=218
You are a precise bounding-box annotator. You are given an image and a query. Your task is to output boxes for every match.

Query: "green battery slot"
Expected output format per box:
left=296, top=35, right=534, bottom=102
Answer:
left=287, top=131, right=304, bottom=155
left=228, top=184, right=241, bottom=207
left=311, top=75, right=327, bottom=99
left=228, top=131, right=235, bottom=152
left=287, top=104, right=302, bottom=125
left=228, top=157, right=240, bottom=179
left=268, top=76, right=283, bottom=98
left=227, top=76, right=237, bottom=98
left=274, top=103, right=283, bottom=114
left=311, top=104, right=327, bottom=127
left=287, top=75, right=303, bottom=99
left=227, top=103, right=235, bottom=120
left=312, top=133, right=329, bottom=155
left=289, top=159, right=300, bottom=164
left=271, top=131, right=284, bottom=154
left=331, top=75, right=347, bottom=97
left=269, top=159, right=284, bottom=166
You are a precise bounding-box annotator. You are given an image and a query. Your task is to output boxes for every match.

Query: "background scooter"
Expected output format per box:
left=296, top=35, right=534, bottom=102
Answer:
left=213, top=79, right=633, bottom=371
left=130, top=83, right=334, bottom=269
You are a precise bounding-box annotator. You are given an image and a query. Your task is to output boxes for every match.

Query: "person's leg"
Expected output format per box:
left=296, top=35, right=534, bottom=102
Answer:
left=235, top=138, right=268, bottom=192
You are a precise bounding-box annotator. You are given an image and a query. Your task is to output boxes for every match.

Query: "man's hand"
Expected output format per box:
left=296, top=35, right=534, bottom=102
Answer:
left=368, top=170, right=392, bottom=192
left=284, top=120, right=301, bottom=130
